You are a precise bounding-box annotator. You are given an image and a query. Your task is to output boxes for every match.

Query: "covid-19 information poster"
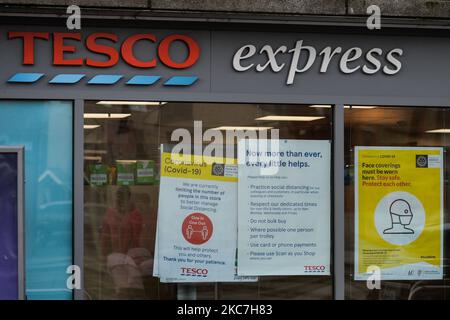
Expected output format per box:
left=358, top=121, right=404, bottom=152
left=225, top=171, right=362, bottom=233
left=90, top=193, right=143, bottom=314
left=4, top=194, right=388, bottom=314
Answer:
left=237, top=139, right=331, bottom=276
left=355, top=146, right=444, bottom=281
left=155, top=148, right=256, bottom=282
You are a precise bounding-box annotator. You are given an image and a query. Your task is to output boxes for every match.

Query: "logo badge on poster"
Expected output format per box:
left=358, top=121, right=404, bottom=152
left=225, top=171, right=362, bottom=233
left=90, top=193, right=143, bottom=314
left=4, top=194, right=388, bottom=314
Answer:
left=211, top=163, right=225, bottom=176
left=182, top=212, right=213, bottom=245
left=416, top=155, right=428, bottom=168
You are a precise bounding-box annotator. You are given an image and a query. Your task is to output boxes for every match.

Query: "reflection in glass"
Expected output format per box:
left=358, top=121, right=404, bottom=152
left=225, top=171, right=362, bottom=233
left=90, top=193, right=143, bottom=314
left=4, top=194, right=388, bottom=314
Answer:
left=345, top=106, right=450, bottom=300
left=0, top=101, right=73, bottom=300
left=84, top=102, right=333, bottom=300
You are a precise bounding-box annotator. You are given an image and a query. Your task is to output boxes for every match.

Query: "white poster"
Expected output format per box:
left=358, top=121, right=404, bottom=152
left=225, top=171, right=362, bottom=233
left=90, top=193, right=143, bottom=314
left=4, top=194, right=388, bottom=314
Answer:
left=156, top=149, right=255, bottom=282
left=237, top=139, right=331, bottom=276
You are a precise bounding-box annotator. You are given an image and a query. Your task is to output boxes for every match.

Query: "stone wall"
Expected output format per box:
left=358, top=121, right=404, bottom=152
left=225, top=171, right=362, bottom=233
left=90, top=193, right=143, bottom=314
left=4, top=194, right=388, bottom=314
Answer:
left=1, top=0, right=450, bottom=19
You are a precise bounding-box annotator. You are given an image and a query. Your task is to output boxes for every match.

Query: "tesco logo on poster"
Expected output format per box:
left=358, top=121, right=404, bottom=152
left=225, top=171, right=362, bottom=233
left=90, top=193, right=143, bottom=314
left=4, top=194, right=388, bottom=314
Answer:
left=8, top=31, right=200, bottom=69
left=304, top=265, right=326, bottom=273
left=181, top=267, right=208, bottom=277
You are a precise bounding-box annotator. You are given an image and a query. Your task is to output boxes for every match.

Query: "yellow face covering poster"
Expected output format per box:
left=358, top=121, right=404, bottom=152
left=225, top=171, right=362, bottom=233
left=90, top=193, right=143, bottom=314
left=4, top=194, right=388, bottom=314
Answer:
left=355, top=146, right=443, bottom=280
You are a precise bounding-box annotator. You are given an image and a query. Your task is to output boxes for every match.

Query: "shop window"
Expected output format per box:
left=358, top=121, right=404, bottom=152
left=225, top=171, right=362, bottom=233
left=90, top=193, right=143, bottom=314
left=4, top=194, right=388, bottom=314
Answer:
left=345, top=105, right=450, bottom=300
left=83, top=102, right=333, bottom=300
left=0, top=100, right=73, bottom=300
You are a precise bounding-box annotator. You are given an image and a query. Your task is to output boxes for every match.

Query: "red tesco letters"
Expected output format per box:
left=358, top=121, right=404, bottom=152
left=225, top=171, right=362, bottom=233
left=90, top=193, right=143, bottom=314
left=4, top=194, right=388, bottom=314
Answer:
left=304, top=265, right=326, bottom=271
left=86, top=33, right=119, bottom=68
left=180, top=267, right=208, bottom=276
left=8, top=32, right=49, bottom=65
left=8, top=31, right=200, bottom=69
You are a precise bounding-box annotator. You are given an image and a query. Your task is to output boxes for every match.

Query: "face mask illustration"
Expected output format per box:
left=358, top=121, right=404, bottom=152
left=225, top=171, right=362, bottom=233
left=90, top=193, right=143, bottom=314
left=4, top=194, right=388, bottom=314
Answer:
left=383, top=199, right=414, bottom=234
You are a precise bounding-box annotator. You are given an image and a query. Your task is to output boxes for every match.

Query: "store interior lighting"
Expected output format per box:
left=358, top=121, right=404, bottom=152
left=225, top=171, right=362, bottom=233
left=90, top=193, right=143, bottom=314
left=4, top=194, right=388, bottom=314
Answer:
left=84, top=156, right=102, bottom=162
left=255, top=115, right=325, bottom=121
left=84, top=125, right=101, bottom=130
left=84, top=113, right=132, bottom=119
left=309, top=105, right=377, bottom=109
left=116, top=160, right=138, bottom=164
left=96, top=101, right=167, bottom=106
left=84, top=150, right=107, bottom=154
left=347, top=105, right=377, bottom=109
left=426, top=129, right=450, bottom=133
left=309, top=105, right=333, bottom=108
left=211, top=126, right=274, bottom=131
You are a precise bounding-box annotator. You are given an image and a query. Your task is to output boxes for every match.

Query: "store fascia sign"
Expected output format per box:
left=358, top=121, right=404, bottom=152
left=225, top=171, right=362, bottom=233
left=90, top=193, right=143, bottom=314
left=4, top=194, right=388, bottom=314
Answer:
left=8, top=31, right=200, bottom=68
left=7, top=31, right=201, bottom=86
left=7, top=31, right=403, bottom=85
left=233, top=41, right=403, bottom=84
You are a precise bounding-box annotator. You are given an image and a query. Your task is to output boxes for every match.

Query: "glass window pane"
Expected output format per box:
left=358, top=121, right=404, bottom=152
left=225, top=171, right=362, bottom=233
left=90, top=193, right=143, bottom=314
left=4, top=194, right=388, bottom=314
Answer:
left=0, top=100, right=73, bottom=300
left=0, top=152, right=19, bottom=300
left=83, top=102, right=333, bottom=300
left=345, top=105, right=449, bottom=300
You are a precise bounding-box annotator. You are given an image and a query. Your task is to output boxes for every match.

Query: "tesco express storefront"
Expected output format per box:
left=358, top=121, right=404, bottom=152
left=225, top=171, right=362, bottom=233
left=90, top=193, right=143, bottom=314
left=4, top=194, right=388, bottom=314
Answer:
left=1, top=18, right=450, bottom=300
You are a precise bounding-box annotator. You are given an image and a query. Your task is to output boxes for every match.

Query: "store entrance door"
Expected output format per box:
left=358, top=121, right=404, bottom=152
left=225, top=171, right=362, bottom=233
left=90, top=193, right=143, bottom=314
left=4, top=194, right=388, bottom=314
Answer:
left=0, top=147, right=24, bottom=300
